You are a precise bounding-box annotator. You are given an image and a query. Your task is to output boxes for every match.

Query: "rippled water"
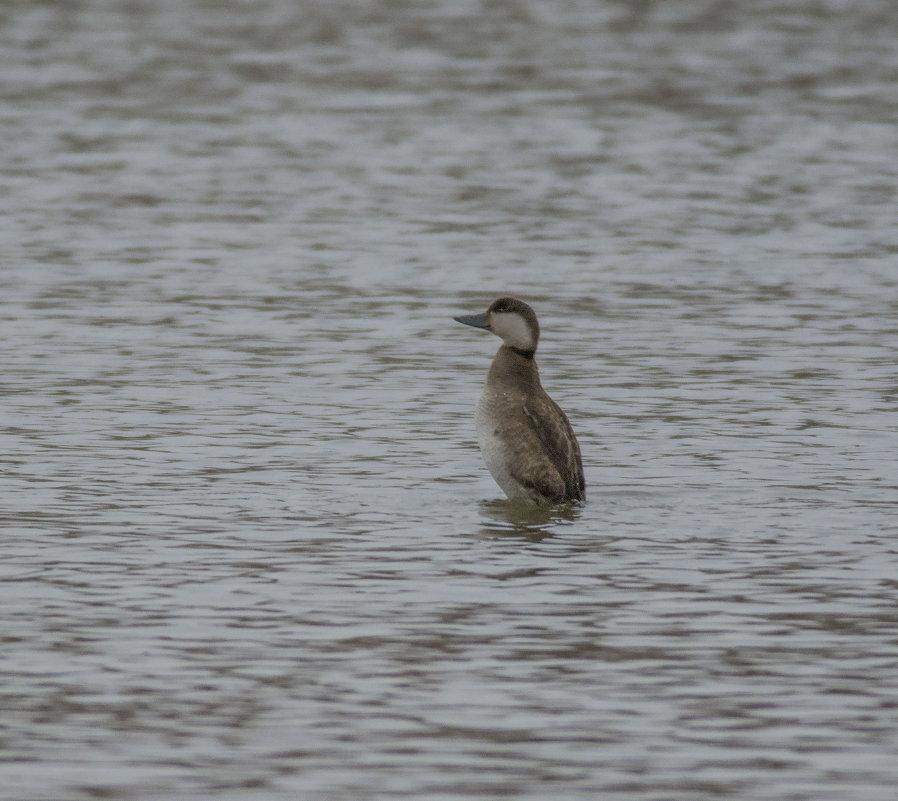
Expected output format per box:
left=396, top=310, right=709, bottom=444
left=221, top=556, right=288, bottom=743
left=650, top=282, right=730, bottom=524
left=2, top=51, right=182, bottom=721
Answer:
left=3, top=1, right=898, bottom=799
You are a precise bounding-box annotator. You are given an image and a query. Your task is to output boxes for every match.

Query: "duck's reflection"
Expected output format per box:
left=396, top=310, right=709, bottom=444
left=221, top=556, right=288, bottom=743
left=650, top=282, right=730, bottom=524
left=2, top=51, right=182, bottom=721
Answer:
left=477, top=497, right=582, bottom=540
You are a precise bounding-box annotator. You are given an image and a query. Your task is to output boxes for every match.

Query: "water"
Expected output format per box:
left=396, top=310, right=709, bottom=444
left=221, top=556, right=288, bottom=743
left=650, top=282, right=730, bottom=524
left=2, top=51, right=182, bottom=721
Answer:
left=2, top=1, right=898, bottom=799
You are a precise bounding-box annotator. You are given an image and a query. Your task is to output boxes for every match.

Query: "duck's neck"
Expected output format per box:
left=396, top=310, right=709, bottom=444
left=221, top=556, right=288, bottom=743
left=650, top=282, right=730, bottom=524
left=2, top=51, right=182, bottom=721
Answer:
left=488, top=345, right=541, bottom=390
left=509, top=345, right=535, bottom=359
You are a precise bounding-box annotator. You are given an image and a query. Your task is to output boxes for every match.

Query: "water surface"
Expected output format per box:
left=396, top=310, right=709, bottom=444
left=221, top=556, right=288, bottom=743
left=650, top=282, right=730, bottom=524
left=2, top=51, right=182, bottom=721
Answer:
left=2, top=2, right=898, bottom=799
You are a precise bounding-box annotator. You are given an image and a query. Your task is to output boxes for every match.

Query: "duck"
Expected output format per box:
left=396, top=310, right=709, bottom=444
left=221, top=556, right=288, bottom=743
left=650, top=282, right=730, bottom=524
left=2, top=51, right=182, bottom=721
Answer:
left=454, top=297, right=586, bottom=504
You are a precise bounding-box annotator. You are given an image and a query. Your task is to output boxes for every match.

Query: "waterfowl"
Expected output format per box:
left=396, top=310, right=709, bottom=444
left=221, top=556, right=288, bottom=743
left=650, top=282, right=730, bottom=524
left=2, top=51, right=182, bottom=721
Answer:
left=454, top=297, right=585, bottom=504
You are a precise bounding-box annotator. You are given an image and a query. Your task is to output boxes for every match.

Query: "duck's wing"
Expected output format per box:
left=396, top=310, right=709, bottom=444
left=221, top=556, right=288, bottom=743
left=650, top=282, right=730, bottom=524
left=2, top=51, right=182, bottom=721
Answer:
left=520, top=393, right=585, bottom=503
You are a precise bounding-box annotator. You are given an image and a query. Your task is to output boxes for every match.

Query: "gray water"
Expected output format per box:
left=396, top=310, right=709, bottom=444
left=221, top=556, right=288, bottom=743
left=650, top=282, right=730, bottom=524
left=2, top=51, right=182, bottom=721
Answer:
left=3, top=1, right=898, bottom=799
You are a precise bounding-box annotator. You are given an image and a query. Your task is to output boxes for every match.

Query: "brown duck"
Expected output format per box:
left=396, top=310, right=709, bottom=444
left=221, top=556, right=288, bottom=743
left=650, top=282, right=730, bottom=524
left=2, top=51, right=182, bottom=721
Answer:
left=454, top=297, right=585, bottom=504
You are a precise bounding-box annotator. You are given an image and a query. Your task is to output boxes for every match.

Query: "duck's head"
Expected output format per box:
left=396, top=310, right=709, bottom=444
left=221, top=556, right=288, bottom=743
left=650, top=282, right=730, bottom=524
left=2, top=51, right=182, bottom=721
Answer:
left=454, top=296, right=540, bottom=356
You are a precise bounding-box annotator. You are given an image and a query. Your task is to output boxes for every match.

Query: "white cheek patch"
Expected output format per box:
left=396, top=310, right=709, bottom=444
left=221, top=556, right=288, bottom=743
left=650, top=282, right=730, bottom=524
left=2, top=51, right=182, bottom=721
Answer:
left=490, top=312, right=535, bottom=351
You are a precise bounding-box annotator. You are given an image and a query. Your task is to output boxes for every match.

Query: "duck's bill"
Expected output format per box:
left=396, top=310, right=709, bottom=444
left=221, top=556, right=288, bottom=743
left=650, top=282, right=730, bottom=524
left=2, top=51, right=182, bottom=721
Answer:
left=453, top=312, right=490, bottom=329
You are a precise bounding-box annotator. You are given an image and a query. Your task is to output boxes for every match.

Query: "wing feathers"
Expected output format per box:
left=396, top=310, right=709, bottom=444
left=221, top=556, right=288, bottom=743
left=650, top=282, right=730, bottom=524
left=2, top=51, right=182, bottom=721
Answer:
left=514, top=395, right=585, bottom=503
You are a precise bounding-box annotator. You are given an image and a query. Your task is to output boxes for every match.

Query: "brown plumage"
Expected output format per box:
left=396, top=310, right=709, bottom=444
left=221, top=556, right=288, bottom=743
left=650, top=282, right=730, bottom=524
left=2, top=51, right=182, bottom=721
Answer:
left=454, top=297, right=586, bottom=505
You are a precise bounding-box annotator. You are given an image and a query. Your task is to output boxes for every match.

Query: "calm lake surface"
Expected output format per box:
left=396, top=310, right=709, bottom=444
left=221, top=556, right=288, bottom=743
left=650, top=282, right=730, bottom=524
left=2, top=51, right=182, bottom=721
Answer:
left=2, top=1, right=898, bottom=799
